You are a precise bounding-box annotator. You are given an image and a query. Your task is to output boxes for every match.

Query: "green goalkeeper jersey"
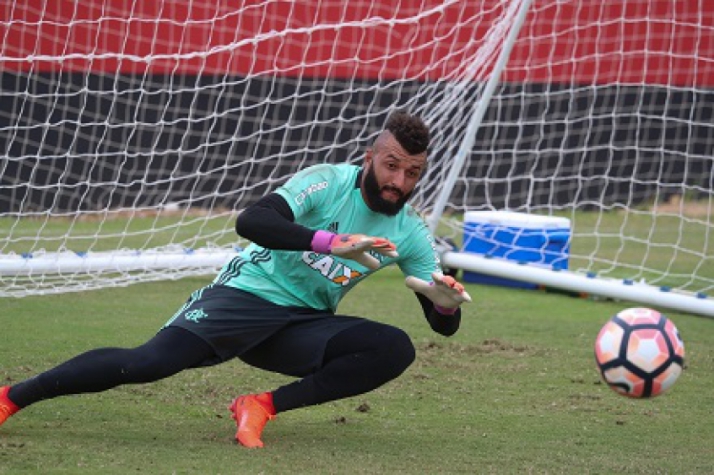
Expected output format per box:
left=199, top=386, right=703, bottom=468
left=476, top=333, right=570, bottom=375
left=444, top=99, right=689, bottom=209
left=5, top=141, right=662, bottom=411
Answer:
left=215, top=163, right=441, bottom=311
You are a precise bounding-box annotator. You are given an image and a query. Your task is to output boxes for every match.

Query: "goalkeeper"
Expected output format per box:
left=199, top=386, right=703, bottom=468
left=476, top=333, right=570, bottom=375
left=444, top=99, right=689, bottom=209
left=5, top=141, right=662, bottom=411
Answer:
left=0, top=111, right=472, bottom=448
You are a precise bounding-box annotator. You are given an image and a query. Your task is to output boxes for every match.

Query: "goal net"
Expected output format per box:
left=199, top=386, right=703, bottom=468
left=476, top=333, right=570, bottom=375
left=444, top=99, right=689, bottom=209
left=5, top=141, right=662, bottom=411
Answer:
left=2, top=1, right=713, bottom=313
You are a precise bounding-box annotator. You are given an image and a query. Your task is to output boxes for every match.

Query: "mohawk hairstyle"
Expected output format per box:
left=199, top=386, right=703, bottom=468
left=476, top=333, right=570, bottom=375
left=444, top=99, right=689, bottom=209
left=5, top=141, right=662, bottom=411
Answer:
left=384, top=111, right=430, bottom=155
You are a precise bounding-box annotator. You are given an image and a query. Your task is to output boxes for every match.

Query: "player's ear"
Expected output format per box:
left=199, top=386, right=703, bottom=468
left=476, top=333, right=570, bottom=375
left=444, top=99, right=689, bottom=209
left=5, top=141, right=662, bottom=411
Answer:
left=364, top=148, right=373, bottom=166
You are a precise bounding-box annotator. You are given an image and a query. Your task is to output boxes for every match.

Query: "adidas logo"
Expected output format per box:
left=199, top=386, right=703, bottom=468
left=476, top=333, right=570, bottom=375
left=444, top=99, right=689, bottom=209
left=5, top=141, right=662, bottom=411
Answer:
left=327, top=221, right=339, bottom=233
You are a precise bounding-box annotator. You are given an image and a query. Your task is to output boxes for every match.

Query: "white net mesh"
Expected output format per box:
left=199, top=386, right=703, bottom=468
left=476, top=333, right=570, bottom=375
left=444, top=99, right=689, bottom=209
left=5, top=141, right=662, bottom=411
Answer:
left=1, top=0, right=713, bottom=298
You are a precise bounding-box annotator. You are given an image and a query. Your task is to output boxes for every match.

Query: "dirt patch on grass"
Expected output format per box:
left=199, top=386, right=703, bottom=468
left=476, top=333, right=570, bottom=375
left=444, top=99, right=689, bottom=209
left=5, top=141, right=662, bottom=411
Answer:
left=419, top=338, right=541, bottom=359
left=652, top=195, right=711, bottom=218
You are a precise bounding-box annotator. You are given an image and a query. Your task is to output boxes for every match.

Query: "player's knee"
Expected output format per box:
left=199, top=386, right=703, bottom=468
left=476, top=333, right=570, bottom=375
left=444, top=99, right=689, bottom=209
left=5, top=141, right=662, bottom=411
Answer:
left=375, top=326, right=416, bottom=380
left=325, top=322, right=415, bottom=382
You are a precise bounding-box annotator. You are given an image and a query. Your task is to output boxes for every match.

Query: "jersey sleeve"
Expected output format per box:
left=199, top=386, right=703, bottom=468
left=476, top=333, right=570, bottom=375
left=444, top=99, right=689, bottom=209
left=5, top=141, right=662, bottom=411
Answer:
left=274, top=164, right=338, bottom=220
left=397, top=216, right=442, bottom=283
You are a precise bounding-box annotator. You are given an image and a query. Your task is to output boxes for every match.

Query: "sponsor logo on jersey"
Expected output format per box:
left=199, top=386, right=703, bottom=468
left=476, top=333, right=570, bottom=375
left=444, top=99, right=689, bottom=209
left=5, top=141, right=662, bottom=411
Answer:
left=425, top=233, right=442, bottom=265
left=302, top=252, right=364, bottom=286
left=295, top=181, right=329, bottom=205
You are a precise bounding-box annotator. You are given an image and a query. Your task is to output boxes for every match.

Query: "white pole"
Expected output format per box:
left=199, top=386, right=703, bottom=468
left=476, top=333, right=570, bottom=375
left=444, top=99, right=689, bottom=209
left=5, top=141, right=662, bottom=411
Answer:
left=442, top=251, right=714, bottom=318
left=427, top=0, right=535, bottom=232
left=0, top=248, right=237, bottom=276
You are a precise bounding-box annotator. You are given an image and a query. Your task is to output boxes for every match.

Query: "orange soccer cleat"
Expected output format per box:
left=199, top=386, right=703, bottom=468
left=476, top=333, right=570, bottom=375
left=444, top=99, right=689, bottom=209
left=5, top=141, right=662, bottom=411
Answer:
left=228, top=393, right=276, bottom=448
left=0, top=386, right=20, bottom=427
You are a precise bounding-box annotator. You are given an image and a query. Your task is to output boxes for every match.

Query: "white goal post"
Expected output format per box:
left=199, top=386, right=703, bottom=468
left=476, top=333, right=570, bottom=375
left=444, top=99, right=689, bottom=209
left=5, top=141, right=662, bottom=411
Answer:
left=1, top=1, right=713, bottom=317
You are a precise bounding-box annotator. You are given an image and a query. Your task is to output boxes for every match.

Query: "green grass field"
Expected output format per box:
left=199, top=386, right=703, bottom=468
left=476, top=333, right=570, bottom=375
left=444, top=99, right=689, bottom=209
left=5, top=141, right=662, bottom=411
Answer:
left=2, top=268, right=713, bottom=474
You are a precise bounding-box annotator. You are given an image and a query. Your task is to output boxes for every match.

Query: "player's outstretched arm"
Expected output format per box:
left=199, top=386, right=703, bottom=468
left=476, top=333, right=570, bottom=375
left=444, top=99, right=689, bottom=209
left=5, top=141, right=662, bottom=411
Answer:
left=405, top=271, right=472, bottom=312
left=311, top=231, right=398, bottom=270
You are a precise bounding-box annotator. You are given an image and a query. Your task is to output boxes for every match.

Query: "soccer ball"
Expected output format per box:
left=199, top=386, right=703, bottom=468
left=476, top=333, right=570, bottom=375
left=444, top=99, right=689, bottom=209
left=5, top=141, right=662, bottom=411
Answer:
left=594, top=307, right=685, bottom=398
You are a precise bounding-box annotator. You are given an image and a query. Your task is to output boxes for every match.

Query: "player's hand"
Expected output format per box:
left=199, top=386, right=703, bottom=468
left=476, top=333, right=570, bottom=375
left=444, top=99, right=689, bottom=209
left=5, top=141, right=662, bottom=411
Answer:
left=330, top=234, right=398, bottom=270
left=405, top=271, right=472, bottom=309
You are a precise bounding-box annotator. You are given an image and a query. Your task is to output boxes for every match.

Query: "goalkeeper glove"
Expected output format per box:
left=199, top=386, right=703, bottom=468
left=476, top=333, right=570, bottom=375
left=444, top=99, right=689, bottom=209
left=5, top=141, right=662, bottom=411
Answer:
left=312, top=231, right=398, bottom=270
left=405, top=271, right=472, bottom=312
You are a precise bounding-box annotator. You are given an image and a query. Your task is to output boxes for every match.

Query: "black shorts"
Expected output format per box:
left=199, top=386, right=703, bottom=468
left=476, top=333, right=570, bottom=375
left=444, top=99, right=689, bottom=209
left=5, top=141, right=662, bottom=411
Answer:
left=162, top=284, right=365, bottom=376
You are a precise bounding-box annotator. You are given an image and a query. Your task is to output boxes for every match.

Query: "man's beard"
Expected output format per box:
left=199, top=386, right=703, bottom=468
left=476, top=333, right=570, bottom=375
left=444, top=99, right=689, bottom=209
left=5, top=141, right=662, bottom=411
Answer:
left=362, top=166, right=412, bottom=216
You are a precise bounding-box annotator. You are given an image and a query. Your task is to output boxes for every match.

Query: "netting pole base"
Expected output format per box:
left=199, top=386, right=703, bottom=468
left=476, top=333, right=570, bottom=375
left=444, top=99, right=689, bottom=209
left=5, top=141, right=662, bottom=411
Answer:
left=442, top=252, right=714, bottom=318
